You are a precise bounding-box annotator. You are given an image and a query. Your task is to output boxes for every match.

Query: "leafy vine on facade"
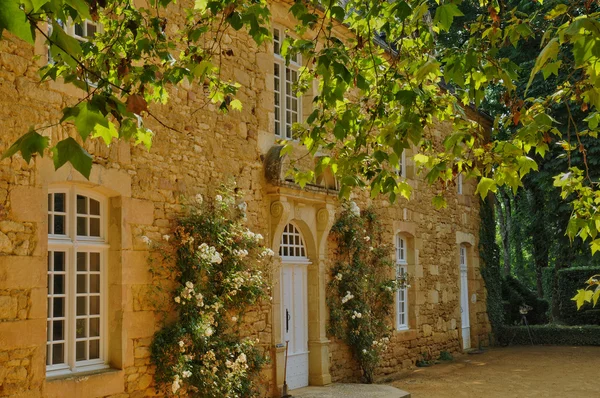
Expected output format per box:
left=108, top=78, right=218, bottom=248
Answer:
left=327, top=203, right=406, bottom=383
left=150, top=185, right=273, bottom=396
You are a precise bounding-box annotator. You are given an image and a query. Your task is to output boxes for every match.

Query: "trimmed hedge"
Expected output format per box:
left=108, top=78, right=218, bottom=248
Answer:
left=502, top=275, right=549, bottom=325
left=556, top=266, right=600, bottom=325
left=541, top=267, right=555, bottom=304
left=498, top=324, right=600, bottom=346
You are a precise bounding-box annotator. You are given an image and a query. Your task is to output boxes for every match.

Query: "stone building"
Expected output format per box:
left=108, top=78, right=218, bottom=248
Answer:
left=0, top=1, right=491, bottom=397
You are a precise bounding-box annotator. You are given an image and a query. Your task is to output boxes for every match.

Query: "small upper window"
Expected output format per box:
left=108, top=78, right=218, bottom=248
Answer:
left=457, top=173, right=463, bottom=195
left=273, top=27, right=301, bottom=140
left=396, top=234, right=407, bottom=264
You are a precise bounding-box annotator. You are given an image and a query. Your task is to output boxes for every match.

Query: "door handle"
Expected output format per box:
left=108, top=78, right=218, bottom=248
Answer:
left=286, top=309, right=291, bottom=333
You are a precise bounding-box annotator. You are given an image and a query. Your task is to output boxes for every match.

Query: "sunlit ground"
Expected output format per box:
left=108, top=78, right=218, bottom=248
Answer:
left=389, top=346, right=600, bottom=398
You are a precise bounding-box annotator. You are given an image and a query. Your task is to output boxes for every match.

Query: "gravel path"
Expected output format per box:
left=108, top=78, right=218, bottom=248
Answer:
left=389, top=346, right=600, bottom=398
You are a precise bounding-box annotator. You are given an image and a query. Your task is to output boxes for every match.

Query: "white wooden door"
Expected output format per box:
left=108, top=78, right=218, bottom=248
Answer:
left=282, top=263, right=308, bottom=390
left=459, top=246, right=471, bottom=350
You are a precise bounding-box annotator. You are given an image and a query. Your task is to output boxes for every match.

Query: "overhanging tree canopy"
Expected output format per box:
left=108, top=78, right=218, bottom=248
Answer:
left=1, top=0, right=599, bottom=251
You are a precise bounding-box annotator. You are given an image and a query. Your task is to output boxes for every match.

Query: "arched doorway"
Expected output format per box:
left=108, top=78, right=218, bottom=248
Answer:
left=280, top=223, right=310, bottom=389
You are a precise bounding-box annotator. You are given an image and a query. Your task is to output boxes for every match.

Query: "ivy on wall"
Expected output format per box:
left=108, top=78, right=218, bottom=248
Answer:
left=150, top=185, right=273, bottom=396
left=326, top=203, right=405, bottom=383
left=479, top=196, right=504, bottom=337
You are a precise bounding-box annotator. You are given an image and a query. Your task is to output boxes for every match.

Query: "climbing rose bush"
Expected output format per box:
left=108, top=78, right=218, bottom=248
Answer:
left=151, top=185, right=272, bottom=396
left=327, top=203, right=406, bottom=383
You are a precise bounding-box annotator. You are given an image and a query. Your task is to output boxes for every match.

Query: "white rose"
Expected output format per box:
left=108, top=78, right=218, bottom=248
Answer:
left=174, top=296, right=181, bottom=303
left=162, top=234, right=170, bottom=241
left=196, top=193, right=203, bottom=204
left=215, top=195, right=223, bottom=202
left=141, top=236, right=151, bottom=245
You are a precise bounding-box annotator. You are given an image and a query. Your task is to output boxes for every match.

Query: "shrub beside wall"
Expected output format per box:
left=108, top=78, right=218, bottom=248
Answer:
left=556, top=266, right=600, bottom=325
left=502, top=276, right=549, bottom=325
left=498, top=325, right=600, bottom=346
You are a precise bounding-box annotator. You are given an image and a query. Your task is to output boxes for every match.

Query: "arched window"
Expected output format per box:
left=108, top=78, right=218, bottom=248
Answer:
left=396, top=234, right=409, bottom=330
left=279, top=223, right=307, bottom=259
left=47, top=186, right=108, bottom=376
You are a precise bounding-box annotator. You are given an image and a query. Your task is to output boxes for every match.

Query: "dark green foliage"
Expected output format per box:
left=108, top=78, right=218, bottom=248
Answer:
left=479, top=197, right=504, bottom=337
left=498, top=325, right=600, bottom=346
left=438, top=351, right=453, bottom=361
left=556, top=267, right=600, bottom=325
left=502, top=275, right=549, bottom=325
left=542, top=267, right=555, bottom=305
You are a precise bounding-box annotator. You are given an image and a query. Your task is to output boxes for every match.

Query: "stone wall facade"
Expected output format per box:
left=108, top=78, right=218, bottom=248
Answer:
left=0, top=1, right=490, bottom=397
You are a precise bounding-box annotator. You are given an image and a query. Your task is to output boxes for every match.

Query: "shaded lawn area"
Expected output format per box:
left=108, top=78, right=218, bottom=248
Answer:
left=389, top=346, right=600, bottom=398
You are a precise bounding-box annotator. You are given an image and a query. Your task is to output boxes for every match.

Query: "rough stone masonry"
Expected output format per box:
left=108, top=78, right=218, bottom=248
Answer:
left=0, top=1, right=491, bottom=397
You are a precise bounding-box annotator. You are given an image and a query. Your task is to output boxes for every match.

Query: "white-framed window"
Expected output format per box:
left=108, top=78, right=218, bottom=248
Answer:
left=396, top=234, right=408, bottom=331
left=396, top=150, right=407, bottom=178
left=460, top=245, right=467, bottom=269
left=457, top=173, right=463, bottom=195
left=47, top=186, right=109, bottom=377
left=48, top=19, right=101, bottom=64
left=279, top=223, right=307, bottom=260
left=273, top=27, right=301, bottom=140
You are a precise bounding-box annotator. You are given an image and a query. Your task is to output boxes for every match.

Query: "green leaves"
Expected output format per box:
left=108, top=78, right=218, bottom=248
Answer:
left=0, top=0, right=34, bottom=44
left=434, top=3, right=464, bottom=32
left=572, top=289, right=593, bottom=310
left=52, top=138, right=93, bottom=178
left=476, top=177, right=497, bottom=199
left=526, top=38, right=559, bottom=93
left=1, top=128, right=48, bottom=162
left=62, top=102, right=108, bottom=141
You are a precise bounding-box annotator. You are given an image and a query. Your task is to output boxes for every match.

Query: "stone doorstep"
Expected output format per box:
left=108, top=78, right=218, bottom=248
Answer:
left=289, top=383, right=411, bottom=398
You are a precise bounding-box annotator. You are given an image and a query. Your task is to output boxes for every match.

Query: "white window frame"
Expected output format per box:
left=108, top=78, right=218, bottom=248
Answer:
left=47, top=19, right=102, bottom=67
left=279, top=223, right=309, bottom=264
left=396, top=234, right=409, bottom=331
left=457, top=173, right=463, bottom=195
left=273, top=26, right=302, bottom=140
left=47, top=185, right=109, bottom=377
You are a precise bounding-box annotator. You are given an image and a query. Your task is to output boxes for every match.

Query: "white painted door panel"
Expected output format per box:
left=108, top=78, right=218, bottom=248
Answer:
left=282, top=263, right=308, bottom=390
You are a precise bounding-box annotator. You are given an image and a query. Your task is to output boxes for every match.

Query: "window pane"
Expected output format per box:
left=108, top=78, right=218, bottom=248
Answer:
left=54, top=252, right=65, bottom=271
left=90, top=317, right=100, bottom=337
left=52, top=343, right=64, bottom=365
left=48, top=193, right=52, bottom=211
left=76, top=341, right=86, bottom=361
left=48, top=214, right=52, bottom=234
left=54, top=215, right=65, bottom=235
left=77, top=195, right=87, bottom=214
left=90, top=218, right=100, bottom=237
left=90, top=275, right=100, bottom=293
left=53, top=297, right=64, bottom=317
left=53, top=275, right=65, bottom=295
left=77, top=274, right=87, bottom=294
left=90, top=296, right=100, bottom=315
left=47, top=298, right=52, bottom=318
left=74, top=23, right=84, bottom=37
left=86, top=22, right=97, bottom=37
left=46, top=344, right=51, bottom=366
left=90, top=253, right=100, bottom=271
left=89, top=339, right=100, bottom=359
left=77, top=296, right=87, bottom=316
left=53, top=320, right=64, bottom=340
left=47, top=320, right=51, bottom=340
left=54, top=193, right=65, bottom=212
left=90, top=199, right=100, bottom=215
left=76, top=318, right=87, bottom=338
left=77, top=216, right=87, bottom=236
left=77, top=252, right=87, bottom=271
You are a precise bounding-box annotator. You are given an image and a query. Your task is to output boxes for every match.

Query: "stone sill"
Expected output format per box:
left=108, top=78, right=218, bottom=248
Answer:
left=45, top=368, right=124, bottom=398
left=46, top=366, right=117, bottom=382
